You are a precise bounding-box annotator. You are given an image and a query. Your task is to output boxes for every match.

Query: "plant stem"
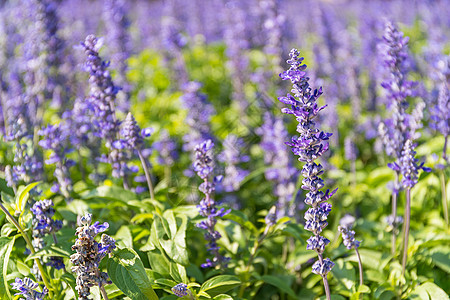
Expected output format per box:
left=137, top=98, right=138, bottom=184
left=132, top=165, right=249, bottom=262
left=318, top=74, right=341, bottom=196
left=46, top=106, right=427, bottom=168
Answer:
left=391, top=172, right=399, bottom=256
left=355, top=248, right=364, bottom=295
left=317, top=254, right=331, bottom=300
left=238, top=230, right=268, bottom=297
left=439, top=171, right=448, bottom=227
left=138, top=149, right=155, bottom=199
left=0, top=202, right=53, bottom=296
left=351, top=160, right=356, bottom=188
left=100, top=285, right=109, bottom=300
left=443, top=135, right=448, bottom=162
left=401, top=188, right=411, bottom=276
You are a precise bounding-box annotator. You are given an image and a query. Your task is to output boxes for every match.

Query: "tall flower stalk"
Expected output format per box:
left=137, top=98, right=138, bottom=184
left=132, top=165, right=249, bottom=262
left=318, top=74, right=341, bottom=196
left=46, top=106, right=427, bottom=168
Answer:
left=338, top=215, right=363, bottom=292
left=193, top=140, right=230, bottom=268
left=377, top=21, right=418, bottom=255
left=278, top=48, right=336, bottom=300
left=399, top=140, right=430, bottom=275
left=117, top=112, right=155, bottom=199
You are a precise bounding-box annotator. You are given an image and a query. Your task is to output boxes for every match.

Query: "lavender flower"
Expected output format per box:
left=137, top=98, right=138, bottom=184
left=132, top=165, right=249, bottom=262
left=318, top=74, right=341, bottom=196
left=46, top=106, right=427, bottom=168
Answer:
left=377, top=22, right=423, bottom=255
left=224, top=0, right=249, bottom=111
left=153, top=130, right=178, bottom=167
left=400, top=140, right=431, bottom=188
left=194, top=140, right=230, bottom=268
left=338, top=216, right=361, bottom=250
left=218, top=135, right=249, bottom=193
left=172, top=283, right=188, bottom=297
left=70, top=213, right=116, bottom=300
left=39, top=124, right=74, bottom=199
left=344, top=136, right=358, bottom=162
left=338, top=214, right=364, bottom=288
left=116, top=112, right=155, bottom=198
left=181, top=81, right=215, bottom=153
left=31, top=199, right=64, bottom=273
left=80, top=34, right=120, bottom=146
left=103, top=0, right=132, bottom=112
left=430, top=82, right=449, bottom=160
left=11, top=277, right=47, bottom=300
left=278, top=48, right=335, bottom=295
left=257, top=113, right=299, bottom=218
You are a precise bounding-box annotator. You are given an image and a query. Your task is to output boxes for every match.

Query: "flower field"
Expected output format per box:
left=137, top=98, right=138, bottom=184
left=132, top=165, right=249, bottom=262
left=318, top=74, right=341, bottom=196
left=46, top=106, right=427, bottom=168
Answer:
left=0, top=0, right=449, bottom=299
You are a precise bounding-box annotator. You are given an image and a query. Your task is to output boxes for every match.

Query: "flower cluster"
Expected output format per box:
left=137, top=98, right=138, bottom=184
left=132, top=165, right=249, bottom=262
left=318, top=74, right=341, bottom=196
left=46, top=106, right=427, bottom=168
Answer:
left=338, top=215, right=361, bottom=250
left=31, top=199, right=64, bottom=271
left=430, top=82, right=449, bottom=157
left=103, top=0, right=131, bottom=112
left=218, top=135, right=249, bottom=193
left=399, top=140, right=431, bottom=188
left=257, top=113, right=299, bottom=218
left=181, top=82, right=215, bottom=154
left=172, top=283, right=188, bottom=297
left=80, top=34, right=120, bottom=146
left=344, top=136, right=358, bottom=162
left=194, top=140, right=230, bottom=268
left=70, top=213, right=116, bottom=300
left=38, top=124, right=74, bottom=198
left=153, top=130, right=178, bottom=167
left=279, top=48, right=336, bottom=277
left=11, top=277, right=47, bottom=300
left=378, top=21, right=418, bottom=162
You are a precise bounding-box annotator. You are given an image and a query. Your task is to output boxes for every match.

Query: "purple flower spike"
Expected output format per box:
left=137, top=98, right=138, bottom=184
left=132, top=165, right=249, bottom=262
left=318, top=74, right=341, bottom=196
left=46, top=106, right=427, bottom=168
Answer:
left=11, top=277, right=47, bottom=300
left=279, top=48, right=335, bottom=280
left=70, top=213, right=116, bottom=299
left=193, top=140, right=230, bottom=269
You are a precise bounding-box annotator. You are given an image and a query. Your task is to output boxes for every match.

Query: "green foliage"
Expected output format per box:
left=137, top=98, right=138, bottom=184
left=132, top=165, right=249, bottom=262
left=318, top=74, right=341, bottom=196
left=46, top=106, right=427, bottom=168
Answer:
left=106, top=247, right=158, bottom=300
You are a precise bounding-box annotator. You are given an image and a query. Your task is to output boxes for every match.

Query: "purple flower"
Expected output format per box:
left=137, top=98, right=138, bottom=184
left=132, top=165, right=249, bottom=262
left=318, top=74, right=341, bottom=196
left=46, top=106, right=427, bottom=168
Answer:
left=153, top=130, right=178, bottom=166
left=338, top=215, right=361, bottom=250
left=193, top=140, right=230, bottom=268
left=11, top=277, right=47, bottom=300
left=181, top=81, right=215, bottom=154
left=30, top=199, right=64, bottom=273
left=39, top=124, right=74, bottom=199
left=172, top=283, right=188, bottom=297
left=279, top=48, right=335, bottom=276
left=400, top=140, right=431, bottom=188
left=103, top=0, right=132, bottom=112
left=70, top=213, right=116, bottom=300
left=218, top=135, right=249, bottom=193
left=80, top=34, right=120, bottom=146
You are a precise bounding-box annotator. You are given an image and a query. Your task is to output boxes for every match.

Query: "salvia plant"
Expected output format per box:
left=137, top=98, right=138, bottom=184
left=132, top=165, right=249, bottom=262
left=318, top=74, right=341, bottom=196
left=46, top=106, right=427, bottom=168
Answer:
left=278, top=48, right=337, bottom=299
left=0, top=1, right=448, bottom=299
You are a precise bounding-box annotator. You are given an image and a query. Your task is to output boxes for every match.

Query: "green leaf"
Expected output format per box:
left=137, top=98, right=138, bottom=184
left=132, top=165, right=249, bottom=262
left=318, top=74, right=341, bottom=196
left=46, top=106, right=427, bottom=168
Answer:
left=114, top=226, right=133, bottom=249
left=81, top=185, right=136, bottom=202
left=421, top=282, right=448, bottom=300
left=222, top=210, right=257, bottom=234
left=199, top=275, right=241, bottom=297
left=213, top=295, right=233, bottom=300
left=331, top=259, right=356, bottom=290
left=430, top=247, right=450, bottom=273
left=260, top=275, right=297, bottom=298
left=25, top=245, right=71, bottom=262
left=0, top=236, right=15, bottom=299
left=106, top=247, right=159, bottom=300
left=15, top=182, right=40, bottom=214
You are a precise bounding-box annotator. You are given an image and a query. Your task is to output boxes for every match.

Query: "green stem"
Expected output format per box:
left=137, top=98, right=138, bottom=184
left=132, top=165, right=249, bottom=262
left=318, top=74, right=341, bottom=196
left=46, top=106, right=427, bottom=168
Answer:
left=238, top=230, right=268, bottom=297
left=317, top=253, right=331, bottom=300
left=355, top=248, right=364, bottom=298
left=391, top=172, right=399, bottom=256
left=138, top=149, right=155, bottom=199
left=401, top=188, right=411, bottom=276
left=0, top=202, right=53, bottom=296
left=439, top=171, right=448, bottom=227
